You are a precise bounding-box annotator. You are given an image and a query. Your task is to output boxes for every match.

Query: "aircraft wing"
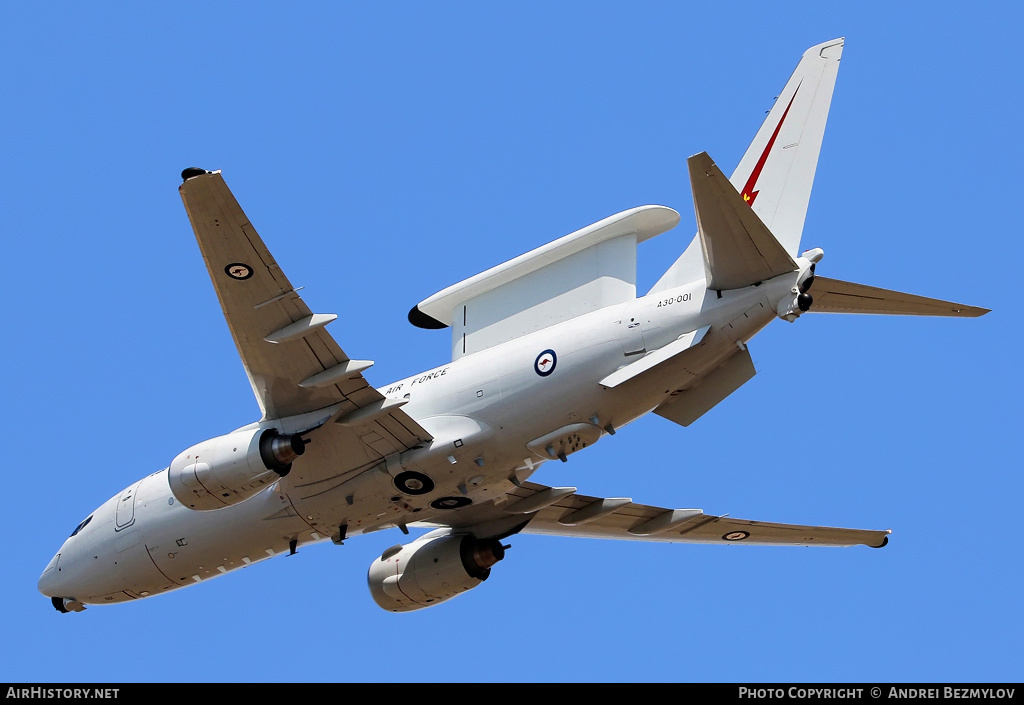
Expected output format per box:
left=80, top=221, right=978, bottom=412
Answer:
left=177, top=169, right=431, bottom=452
left=427, top=481, right=889, bottom=548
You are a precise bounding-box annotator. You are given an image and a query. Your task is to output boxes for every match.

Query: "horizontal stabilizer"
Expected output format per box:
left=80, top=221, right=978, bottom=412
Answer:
left=689, top=152, right=797, bottom=290
left=808, top=277, right=990, bottom=317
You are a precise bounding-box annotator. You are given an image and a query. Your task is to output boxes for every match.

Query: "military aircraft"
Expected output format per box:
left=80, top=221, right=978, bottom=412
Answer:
left=39, top=38, right=987, bottom=613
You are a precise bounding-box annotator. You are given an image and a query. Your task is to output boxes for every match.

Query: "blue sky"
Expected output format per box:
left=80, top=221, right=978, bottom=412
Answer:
left=2, top=3, right=1020, bottom=683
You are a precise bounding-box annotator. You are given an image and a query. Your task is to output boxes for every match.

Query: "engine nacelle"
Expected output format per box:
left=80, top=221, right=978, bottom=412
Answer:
left=168, top=427, right=306, bottom=510
left=367, top=533, right=506, bottom=612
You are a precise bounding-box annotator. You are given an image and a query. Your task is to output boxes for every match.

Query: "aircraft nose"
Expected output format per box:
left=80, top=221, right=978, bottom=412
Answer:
left=37, top=552, right=63, bottom=597
left=38, top=548, right=88, bottom=612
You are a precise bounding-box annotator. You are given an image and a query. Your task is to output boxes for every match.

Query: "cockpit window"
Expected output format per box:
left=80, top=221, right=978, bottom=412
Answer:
left=70, top=515, right=93, bottom=537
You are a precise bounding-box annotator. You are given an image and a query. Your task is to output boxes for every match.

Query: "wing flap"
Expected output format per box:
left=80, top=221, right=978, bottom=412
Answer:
left=808, top=276, right=990, bottom=317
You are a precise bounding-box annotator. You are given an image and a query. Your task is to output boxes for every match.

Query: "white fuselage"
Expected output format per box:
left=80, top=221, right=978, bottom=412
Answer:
left=38, top=271, right=802, bottom=607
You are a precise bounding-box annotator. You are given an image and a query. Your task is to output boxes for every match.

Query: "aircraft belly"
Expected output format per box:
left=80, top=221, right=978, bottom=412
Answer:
left=290, top=332, right=637, bottom=534
left=71, top=528, right=168, bottom=602
left=285, top=295, right=775, bottom=539
left=289, top=463, right=421, bottom=537
left=285, top=293, right=778, bottom=539
left=496, top=338, right=620, bottom=438
left=142, top=482, right=311, bottom=590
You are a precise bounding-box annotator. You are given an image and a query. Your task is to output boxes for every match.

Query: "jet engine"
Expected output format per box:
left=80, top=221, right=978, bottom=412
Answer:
left=168, top=427, right=306, bottom=510
left=367, top=533, right=506, bottom=612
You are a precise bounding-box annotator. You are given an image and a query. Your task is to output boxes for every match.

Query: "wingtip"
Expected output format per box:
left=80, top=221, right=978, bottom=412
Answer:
left=181, top=167, right=210, bottom=182
left=869, top=532, right=891, bottom=549
left=953, top=305, right=990, bottom=317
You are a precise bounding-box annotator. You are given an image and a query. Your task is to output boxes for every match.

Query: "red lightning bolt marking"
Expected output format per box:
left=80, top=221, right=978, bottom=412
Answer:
left=740, top=85, right=800, bottom=207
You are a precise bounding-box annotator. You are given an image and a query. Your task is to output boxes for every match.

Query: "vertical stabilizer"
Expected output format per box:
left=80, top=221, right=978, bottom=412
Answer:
left=730, top=38, right=843, bottom=255
left=650, top=38, right=843, bottom=295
